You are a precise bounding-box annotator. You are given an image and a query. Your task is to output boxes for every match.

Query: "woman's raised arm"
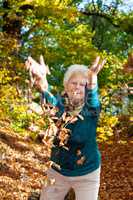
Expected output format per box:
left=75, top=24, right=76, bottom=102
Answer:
left=87, top=56, right=106, bottom=89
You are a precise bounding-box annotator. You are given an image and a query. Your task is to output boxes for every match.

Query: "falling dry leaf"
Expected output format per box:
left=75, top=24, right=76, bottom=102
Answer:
left=76, top=156, right=86, bottom=165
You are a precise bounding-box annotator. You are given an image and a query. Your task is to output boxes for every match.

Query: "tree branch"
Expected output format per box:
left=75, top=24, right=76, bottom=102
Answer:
left=81, top=10, right=119, bottom=28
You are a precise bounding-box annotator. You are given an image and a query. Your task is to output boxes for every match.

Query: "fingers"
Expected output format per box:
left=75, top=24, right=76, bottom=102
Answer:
left=28, top=56, right=39, bottom=66
left=90, top=56, right=106, bottom=74
left=25, top=56, right=33, bottom=69
left=39, top=55, right=45, bottom=66
left=95, top=58, right=106, bottom=74
left=26, top=56, right=42, bottom=75
left=25, top=56, right=35, bottom=70
left=90, top=56, right=100, bottom=71
left=25, top=60, right=30, bottom=69
left=46, top=65, right=51, bottom=75
left=39, top=55, right=51, bottom=75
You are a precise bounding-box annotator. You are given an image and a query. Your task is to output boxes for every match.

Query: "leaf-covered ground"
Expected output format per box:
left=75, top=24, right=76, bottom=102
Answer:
left=0, top=121, right=132, bottom=200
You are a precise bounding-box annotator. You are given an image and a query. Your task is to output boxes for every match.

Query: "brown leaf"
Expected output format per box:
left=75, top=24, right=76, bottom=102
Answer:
left=76, top=149, right=82, bottom=156
left=76, top=156, right=86, bottom=165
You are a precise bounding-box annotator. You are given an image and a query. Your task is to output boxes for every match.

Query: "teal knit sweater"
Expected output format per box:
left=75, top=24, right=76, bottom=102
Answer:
left=42, top=86, right=101, bottom=176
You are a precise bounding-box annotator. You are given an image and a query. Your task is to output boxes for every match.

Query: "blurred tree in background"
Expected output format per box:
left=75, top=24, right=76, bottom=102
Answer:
left=0, top=0, right=132, bottom=139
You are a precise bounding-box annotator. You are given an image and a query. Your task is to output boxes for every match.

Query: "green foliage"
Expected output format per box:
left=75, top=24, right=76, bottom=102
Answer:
left=0, top=0, right=132, bottom=141
left=0, top=84, right=40, bottom=134
left=82, top=1, right=133, bottom=55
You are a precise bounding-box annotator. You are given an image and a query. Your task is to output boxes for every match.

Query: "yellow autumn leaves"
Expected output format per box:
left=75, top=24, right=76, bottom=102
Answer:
left=97, top=112, right=118, bottom=142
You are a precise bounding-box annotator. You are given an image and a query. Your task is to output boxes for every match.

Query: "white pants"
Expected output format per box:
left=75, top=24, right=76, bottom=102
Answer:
left=40, top=167, right=101, bottom=200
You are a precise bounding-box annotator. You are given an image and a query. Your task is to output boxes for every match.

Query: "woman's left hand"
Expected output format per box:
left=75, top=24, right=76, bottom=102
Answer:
left=89, top=56, right=106, bottom=74
left=87, top=56, right=106, bottom=89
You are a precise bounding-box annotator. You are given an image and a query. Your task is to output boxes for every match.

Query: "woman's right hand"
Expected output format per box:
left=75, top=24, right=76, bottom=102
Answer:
left=25, top=55, right=50, bottom=92
left=34, top=76, right=49, bottom=92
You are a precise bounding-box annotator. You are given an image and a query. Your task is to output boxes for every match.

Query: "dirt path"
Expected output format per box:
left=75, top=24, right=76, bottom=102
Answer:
left=0, top=128, right=132, bottom=200
left=99, top=141, right=133, bottom=200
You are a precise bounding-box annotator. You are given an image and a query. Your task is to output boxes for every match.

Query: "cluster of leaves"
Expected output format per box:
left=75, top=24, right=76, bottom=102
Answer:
left=97, top=111, right=119, bottom=142
left=0, top=129, right=53, bottom=200
left=0, top=84, right=39, bottom=135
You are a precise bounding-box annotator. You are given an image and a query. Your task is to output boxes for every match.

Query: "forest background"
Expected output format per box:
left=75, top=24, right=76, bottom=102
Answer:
left=0, top=0, right=132, bottom=200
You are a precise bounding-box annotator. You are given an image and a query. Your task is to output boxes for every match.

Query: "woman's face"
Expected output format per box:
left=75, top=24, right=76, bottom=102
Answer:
left=65, top=73, right=87, bottom=105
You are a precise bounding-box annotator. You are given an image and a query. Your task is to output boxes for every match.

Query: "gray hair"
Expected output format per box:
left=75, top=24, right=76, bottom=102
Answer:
left=63, top=64, right=88, bottom=86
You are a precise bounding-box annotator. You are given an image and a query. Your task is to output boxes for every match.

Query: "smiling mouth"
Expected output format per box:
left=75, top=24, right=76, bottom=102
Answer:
left=73, top=91, right=81, bottom=95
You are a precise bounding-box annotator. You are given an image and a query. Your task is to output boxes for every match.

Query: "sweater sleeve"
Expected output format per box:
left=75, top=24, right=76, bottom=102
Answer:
left=41, top=85, right=58, bottom=106
left=85, top=84, right=100, bottom=108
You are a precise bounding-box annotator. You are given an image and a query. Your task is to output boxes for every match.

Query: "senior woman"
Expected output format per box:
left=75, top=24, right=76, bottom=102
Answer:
left=26, top=56, right=106, bottom=200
